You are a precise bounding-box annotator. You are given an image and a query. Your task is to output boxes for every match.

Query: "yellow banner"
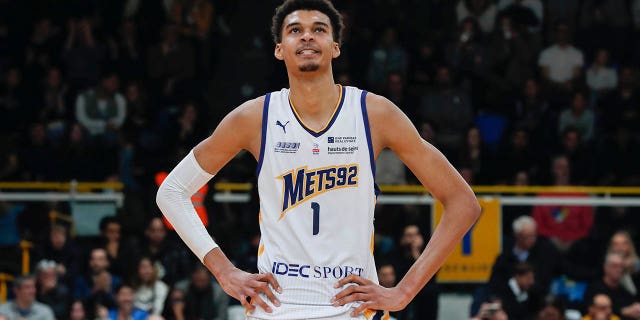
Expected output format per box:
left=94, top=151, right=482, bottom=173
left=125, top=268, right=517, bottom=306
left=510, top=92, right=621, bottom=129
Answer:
left=431, top=197, right=501, bottom=282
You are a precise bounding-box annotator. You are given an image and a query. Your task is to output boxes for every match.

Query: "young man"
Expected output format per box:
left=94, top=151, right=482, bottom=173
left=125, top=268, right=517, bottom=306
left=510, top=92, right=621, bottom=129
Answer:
left=156, top=0, right=480, bottom=319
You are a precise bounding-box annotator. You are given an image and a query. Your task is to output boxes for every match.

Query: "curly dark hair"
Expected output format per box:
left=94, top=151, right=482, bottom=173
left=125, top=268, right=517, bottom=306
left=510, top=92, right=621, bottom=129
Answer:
left=271, top=0, right=344, bottom=46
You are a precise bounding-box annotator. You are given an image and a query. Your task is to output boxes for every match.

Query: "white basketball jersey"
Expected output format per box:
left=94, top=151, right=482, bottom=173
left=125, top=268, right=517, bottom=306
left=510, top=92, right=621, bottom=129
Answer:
left=252, top=85, right=387, bottom=320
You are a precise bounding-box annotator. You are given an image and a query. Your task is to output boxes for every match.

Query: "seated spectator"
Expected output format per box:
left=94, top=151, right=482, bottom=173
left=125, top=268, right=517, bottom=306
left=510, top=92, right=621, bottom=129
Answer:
left=582, top=293, right=621, bottom=320
left=471, top=300, right=509, bottom=320
left=0, top=275, right=55, bottom=320
left=36, top=259, right=71, bottom=319
left=161, top=287, right=187, bottom=320
left=457, top=126, right=495, bottom=184
left=108, top=284, right=148, bottom=320
left=537, top=302, right=566, bottom=320
left=174, top=264, right=229, bottom=320
left=73, top=247, right=122, bottom=301
left=551, top=127, right=594, bottom=185
left=607, top=231, right=640, bottom=296
left=584, top=253, right=640, bottom=320
left=74, top=70, right=126, bottom=140
left=586, top=49, right=618, bottom=100
left=491, top=262, right=543, bottom=320
left=139, top=217, right=192, bottom=286
left=558, top=91, right=595, bottom=143
left=599, top=66, right=639, bottom=136
left=131, top=256, right=168, bottom=315
left=67, top=299, right=89, bottom=320
left=538, top=22, right=584, bottom=96
left=98, top=216, right=139, bottom=279
left=376, top=262, right=399, bottom=320
left=532, top=155, right=594, bottom=252
left=456, top=0, right=498, bottom=34
left=489, top=215, right=559, bottom=295
left=34, top=223, right=79, bottom=285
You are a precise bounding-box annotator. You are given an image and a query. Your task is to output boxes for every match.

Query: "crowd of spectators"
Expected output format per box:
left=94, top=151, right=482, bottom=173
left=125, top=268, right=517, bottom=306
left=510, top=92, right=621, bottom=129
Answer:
left=1, top=0, right=640, bottom=319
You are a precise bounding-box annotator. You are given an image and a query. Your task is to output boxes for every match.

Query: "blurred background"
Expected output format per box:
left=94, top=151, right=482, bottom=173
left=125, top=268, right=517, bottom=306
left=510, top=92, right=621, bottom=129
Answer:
left=1, top=0, right=640, bottom=319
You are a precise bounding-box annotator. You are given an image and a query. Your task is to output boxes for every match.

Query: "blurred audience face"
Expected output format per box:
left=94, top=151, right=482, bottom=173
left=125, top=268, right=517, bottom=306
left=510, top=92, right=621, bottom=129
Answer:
left=588, top=294, right=614, bottom=320
left=400, top=225, right=424, bottom=249
left=116, top=285, right=135, bottom=315
left=514, top=171, right=529, bottom=186
left=14, top=277, right=37, bottom=306
left=436, top=67, right=452, bottom=87
left=609, top=232, right=633, bottom=256
left=138, top=258, right=155, bottom=284
left=46, top=68, right=62, bottom=88
left=89, top=248, right=110, bottom=273
left=69, top=300, right=86, bottom=320
left=515, top=223, right=537, bottom=251
left=604, top=253, right=626, bottom=284
left=6, top=67, right=21, bottom=88
left=571, top=93, right=586, bottom=113
left=102, top=74, right=120, bottom=94
left=524, top=79, right=538, bottom=98
left=515, top=270, right=535, bottom=292
left=145, top=218, right=167, bottom=245
left=37, top=265, right=58, bottom=291
left=191, top=267, right=211, bottom=290
left=102, top=221, right=121, bottom=243
left=50, top=225, right=67, bottom=249
left=377, top=265, right=396, bottom=288
left=419, top=122, right=436, bottom=143
left=595, top=49, right=609, bottom=66
left=552, top=156, right=570, bottom=185
left=536, top=305, right=563, bottom=320
left=555, top=24, right=570, bottom=46
left=512, top=130, right=528, bottom=149
left=467, top=127, right=481, bottom=148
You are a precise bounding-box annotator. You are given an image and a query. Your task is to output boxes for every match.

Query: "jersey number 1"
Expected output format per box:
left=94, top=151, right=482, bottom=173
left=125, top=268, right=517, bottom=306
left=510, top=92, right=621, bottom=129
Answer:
left=311, top=202, right=320, bottom=235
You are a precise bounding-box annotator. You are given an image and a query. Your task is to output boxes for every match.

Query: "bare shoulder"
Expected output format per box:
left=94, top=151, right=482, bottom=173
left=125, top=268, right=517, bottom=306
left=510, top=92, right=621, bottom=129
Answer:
left=364, top=91, right=416, bottom=152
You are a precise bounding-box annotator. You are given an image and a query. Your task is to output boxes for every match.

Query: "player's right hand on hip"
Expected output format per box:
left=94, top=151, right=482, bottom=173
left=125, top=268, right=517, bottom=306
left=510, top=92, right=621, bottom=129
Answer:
left=218, top=268, right=282, bottom=313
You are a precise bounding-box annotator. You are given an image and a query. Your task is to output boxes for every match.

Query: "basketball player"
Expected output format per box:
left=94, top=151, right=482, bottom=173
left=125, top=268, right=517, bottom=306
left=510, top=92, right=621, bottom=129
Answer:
left=156, top=0, right=481, bottom=319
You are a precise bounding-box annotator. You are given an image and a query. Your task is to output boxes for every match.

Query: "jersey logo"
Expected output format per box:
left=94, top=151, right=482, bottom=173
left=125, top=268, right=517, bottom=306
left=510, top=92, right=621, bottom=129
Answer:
left=276, top=120, right=290, bottom=133
left=277, top=164, right=359, bottom=218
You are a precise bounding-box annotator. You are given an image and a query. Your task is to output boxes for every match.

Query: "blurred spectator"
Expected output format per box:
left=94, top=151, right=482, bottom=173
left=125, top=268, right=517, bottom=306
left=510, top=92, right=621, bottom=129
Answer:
left=19, top=122, right=55, bottom=181
left=174, top=264, right=229, bottom=320
left=110, top=19, right=146, bottom=81
left=62, top=18, right=106, bottom=90
left=446, top=17, right=488, bottom=104
left=551, top=127, right=594, bottom=185
left=73, top=247, right=122, bottom=301
left=376, top=262, right=399, bottom=320
left=607, top=231, right=640, bottom=296
left=595, top=127, right=640, bottom=186
left=131, top=256, right=169, bottom=315
left=496, top=0, right=543, bottom=33
left=486, top=14, right=536, bottom=110
left=38, top=67, right=71, bottom=139
left=558, top=91, right=595, bottom=143
left=532, top=155, right=594, bottom=252
left=36, top=259, right=71, bottom=319
left=108, top=284, right=148, bottom=320
left=23, top=18, right=62, bottom=86
left=586, top=49, right=618, bottom=101
left=384, top=71, right=419, bottom=122
left=457, top=126, right=495, bottom=184
left=54, top=122, right=96, bottom=180
left=582, top=293, right=621, bottom=320
left=538, top=22, right=584, bottom=96
left=172, top=0, right=215, bottom=78
left=376, top=148, right=407, bottom=185
left=139, top=217, right=192, bottom=286
left=456, top=0, right=497, bottom=34
left=166, top=101, right=208, bottom=157
left=491, top=262, right=543, bottom=320
left=0, top=66, right=30, bottom=135
left=390, top=225, right=439, bottom=320
left=67, top=299, right=89, bottom=320
left=583, top=253, right=640, bottom=320
left=147, top=23, right=195, bottom=106
left=537, top=303, right=566, bottom=320
left=98, top=216, right=139, bottom=279
left=600, top=66, right=639, bottom=136
left=489, top=215, right=559, bottom=295
left=0, top=275, right=55, bottom=320
left=34, top=223, right=79, bottom=286
left=161, top=287, right=187, bottom=320
left=408, top=40, right=438, bottom=92
left=366, top=27, right=408, bottom=92
left=0, top=138, right=19, bottom=181
left=75, top=70, right=127, bottom=140
left=418, top=66, right=473, bottom=154
left=471, top=300, right=509, bottom=320
left=496, top=128, right=540, bottom=184
left=577, top=0, right=631, bottom=63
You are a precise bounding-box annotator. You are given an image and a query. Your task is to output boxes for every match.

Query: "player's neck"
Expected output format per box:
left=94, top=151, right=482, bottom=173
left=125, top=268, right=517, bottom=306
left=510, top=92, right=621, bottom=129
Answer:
left=288, top=72, right=340, bottom=129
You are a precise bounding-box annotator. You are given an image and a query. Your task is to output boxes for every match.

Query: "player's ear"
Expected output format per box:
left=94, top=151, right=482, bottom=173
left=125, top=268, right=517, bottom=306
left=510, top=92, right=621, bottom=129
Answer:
left=274, top=44, right=284, bottom=60
left=332, top=42, right=340, bottom=59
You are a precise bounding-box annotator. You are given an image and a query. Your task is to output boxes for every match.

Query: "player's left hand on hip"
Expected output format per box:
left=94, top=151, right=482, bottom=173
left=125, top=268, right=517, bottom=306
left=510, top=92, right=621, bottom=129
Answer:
left=331, top=274, right=408, bottom=317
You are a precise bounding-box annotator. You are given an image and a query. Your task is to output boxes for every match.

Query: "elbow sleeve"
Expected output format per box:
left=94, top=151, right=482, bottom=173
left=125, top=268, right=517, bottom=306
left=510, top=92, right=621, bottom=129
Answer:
left=156, top=150, right=218, bottom=262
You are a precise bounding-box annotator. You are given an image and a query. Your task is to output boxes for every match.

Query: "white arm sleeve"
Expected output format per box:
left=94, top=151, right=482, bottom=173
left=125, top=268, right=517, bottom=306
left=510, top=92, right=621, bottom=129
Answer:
left=156, top=149, right=218, bottom=262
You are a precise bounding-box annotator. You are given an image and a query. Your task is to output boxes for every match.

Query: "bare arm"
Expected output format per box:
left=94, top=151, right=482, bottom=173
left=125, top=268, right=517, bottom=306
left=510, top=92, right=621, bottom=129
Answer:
left=334, top=93, right=481, bottom=315
left=157, top=96, right=281, bottom=313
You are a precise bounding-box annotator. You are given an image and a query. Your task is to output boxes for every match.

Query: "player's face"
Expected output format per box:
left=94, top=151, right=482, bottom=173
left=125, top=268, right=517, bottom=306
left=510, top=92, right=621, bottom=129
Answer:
left=275, top=10, right=340, bottom=73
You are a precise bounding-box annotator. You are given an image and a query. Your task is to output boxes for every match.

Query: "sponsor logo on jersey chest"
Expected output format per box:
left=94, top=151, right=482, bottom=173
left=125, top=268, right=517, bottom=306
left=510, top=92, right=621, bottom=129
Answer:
left=274, top=141, right=300, bottom=153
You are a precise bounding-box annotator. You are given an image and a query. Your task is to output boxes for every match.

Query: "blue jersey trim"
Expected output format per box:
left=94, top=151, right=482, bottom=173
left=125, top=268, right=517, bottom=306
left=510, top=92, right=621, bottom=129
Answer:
left=373, top=310, right=385, bottom=320
left=360, top=90, right=376, bottom=177
left=289, top=85, right=346, bottom=137
left=255, top=93, right=271, bottom=177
